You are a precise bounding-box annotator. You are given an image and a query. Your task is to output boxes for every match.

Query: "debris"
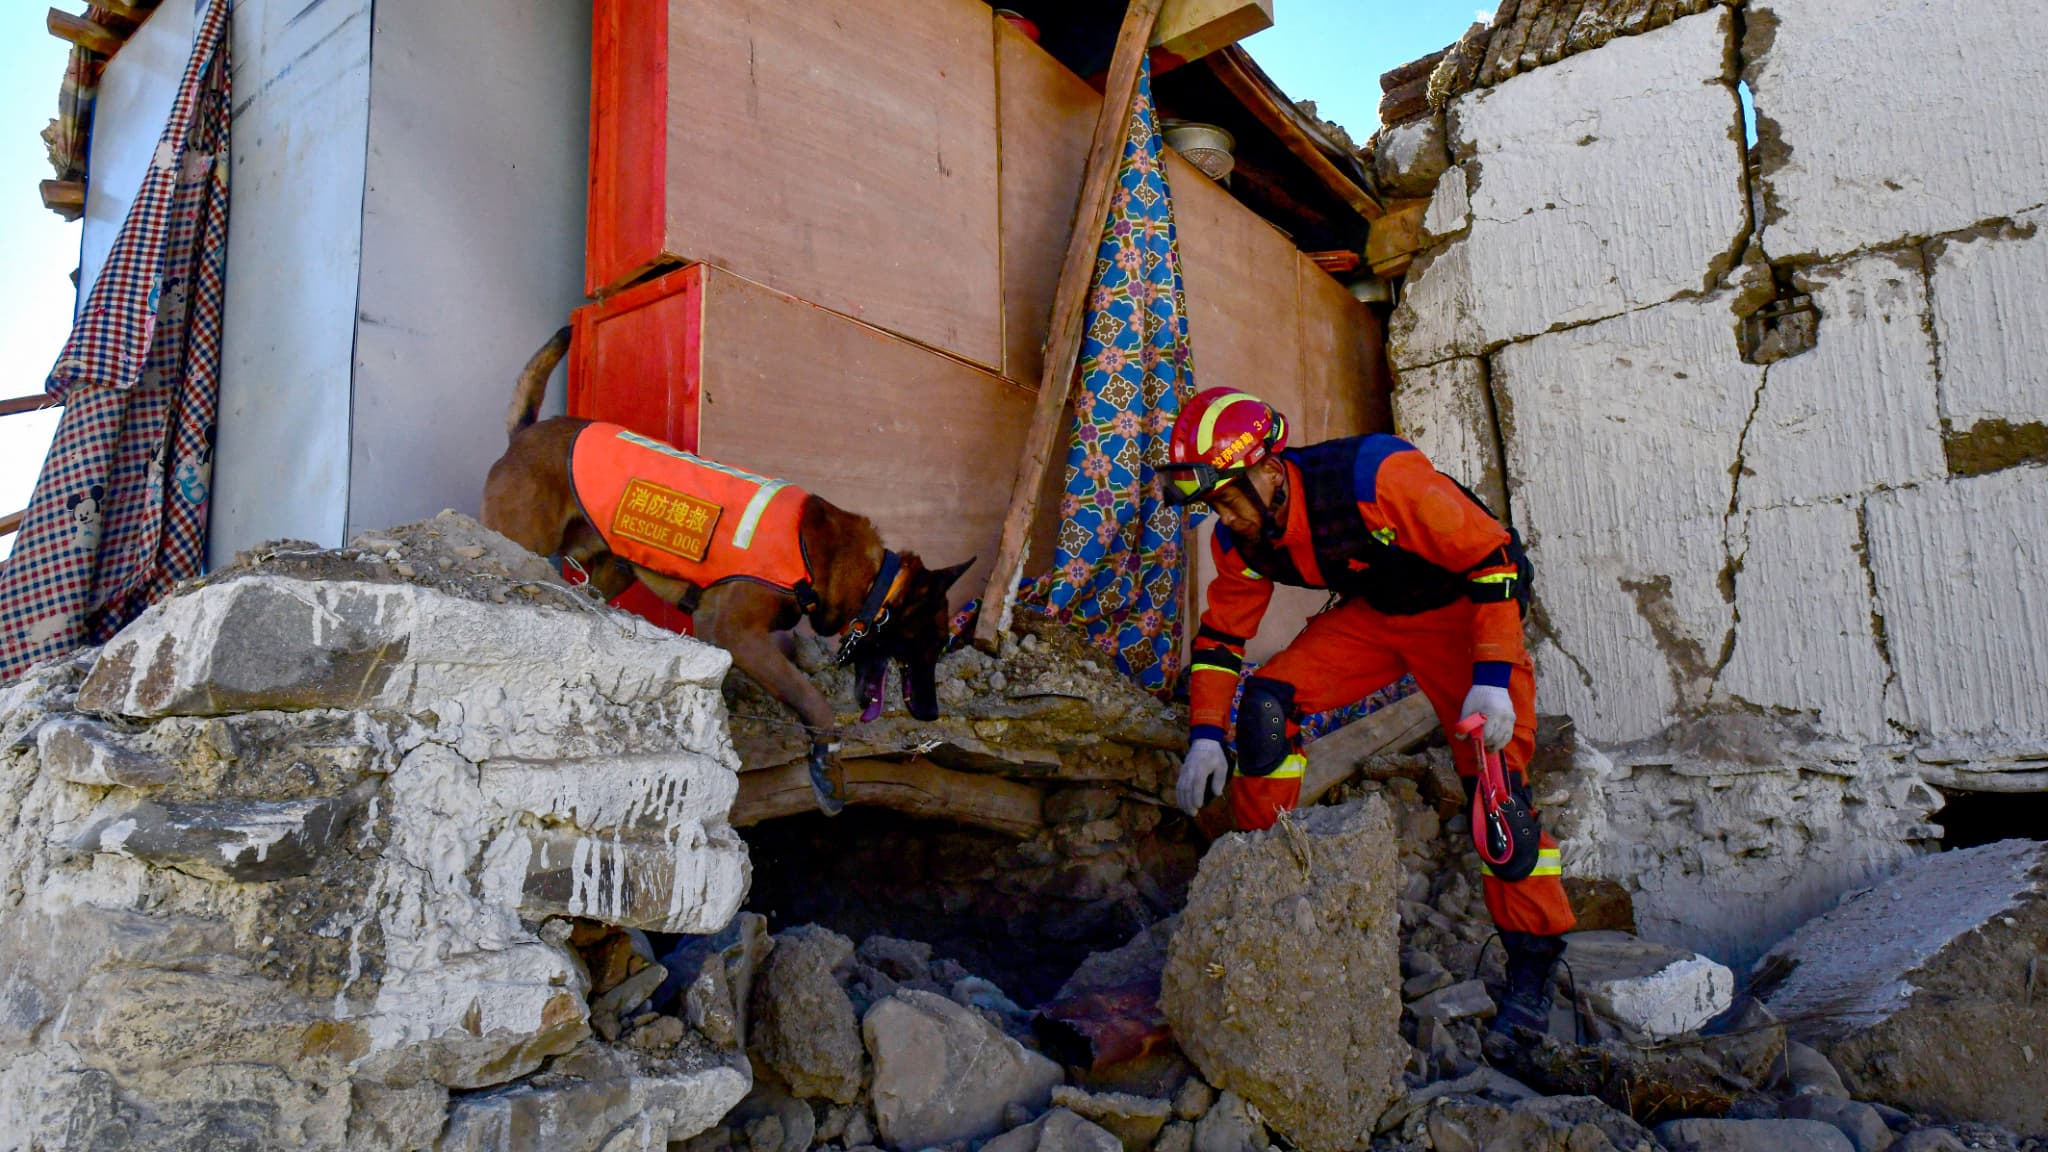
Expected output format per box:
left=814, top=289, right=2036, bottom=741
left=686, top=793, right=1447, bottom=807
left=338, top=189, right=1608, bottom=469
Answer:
left=983, top=1108, right=1124, bottom=1152
left=1172, top=1076, right=1216, bottom=1122
left=1751, top=839, right=2048, bottom=1131
left=1190, top=1091, right=1270, bottom=1152
left=1410, top=978, right=1497, bottom=1022
left=1654, top=1117, right=1857, bottom=1152
left=1049, top=1084, right=1172, bottom=1152
left=1568, top=930, right=1733, bottom=1039
left=748, top=925, right=865, bottom=1104
left=592, top=962, right=671, bottom=1042
left=1163, top=799, right=1405, bottom=1152
left=437, top=1040, right=749, bottom=1152
left=1779, top=1096, right=1897, bottom=1152
left=864, top=989, right=1063, bottom=1148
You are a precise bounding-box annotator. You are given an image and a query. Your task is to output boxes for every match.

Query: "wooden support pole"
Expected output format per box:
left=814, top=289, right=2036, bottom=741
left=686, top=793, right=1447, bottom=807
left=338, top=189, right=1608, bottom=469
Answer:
left=0, top=394, right=61, bottom=419
left=973, top=0, right=1166, bottom=652
left=48, top=8, right=126, bottom=57
left=0, top=510, right=25, bottom=537
left=730, top=756, right=1046, bottom=837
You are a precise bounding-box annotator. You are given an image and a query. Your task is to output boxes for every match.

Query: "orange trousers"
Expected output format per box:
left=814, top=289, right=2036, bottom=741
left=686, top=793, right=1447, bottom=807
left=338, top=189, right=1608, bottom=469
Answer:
left=1226, top=596, right=1576, bottom=937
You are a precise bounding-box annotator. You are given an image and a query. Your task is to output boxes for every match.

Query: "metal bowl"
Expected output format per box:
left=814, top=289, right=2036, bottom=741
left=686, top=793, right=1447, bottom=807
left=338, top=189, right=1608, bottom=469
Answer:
left=1162, top=121, right=1236, bottom=181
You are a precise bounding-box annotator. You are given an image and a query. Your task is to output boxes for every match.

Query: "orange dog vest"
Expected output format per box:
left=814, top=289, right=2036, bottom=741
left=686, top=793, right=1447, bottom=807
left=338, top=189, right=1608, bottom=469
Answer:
left=570, top=422, right=811, bottom=593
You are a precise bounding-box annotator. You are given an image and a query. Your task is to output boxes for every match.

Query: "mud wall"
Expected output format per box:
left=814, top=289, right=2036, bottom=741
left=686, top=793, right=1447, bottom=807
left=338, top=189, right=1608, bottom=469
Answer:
left=1382, top=0, right=2048, bottom=968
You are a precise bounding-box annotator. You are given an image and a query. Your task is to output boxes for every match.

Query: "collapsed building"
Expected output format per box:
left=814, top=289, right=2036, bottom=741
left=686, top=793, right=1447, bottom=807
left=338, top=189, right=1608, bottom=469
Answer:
left=3, top=0, right=2047, bottom=1149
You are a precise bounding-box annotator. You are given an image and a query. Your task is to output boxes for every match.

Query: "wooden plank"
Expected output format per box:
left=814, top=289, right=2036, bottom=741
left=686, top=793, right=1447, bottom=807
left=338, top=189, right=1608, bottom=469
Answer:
left=1151, top=0, right=1272, bottom=69
left=0, top=509, right=24, bottom=537
left=91, top=0, right=155, bottom=21
left=1170, top=149, right=1302, bottom=429
left=1295, top=252, right=1379, bottom=443
left=658, top=0, right=1002, bottom=367
left=973, top=0, right=1166, bottom=650
left=40, top=179, right=85, bottom=219
left=732, top=756, right=1045, bottom=836
left=1365, top=198, right=1431, bottom=273
left=696, top=267, right=1035, bottom=618
left=1308, top=250, right=1361, bottom=276
left=1207, top=49, right=1380, bottom=221
left=996, top=21, right=1100, bottom=387
left=584, top=0, right=670, bottom=298
left=48, top=8, right=125, bottom=56
left=1300, top=693, right=1441, bottom=806
left=0, top=394, right=61, bottom=419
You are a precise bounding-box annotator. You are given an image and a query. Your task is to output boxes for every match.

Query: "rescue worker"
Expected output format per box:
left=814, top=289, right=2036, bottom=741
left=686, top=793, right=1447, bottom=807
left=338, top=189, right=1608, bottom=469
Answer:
left=1161, top=387, right=1576, bottom=1036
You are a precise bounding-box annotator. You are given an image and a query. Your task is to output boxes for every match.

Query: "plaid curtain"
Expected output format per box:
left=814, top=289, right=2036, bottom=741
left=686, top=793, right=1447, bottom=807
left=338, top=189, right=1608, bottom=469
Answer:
left=0, top=0, right=231, bottom=683
left=1024, top=58, right=1195, bottom=695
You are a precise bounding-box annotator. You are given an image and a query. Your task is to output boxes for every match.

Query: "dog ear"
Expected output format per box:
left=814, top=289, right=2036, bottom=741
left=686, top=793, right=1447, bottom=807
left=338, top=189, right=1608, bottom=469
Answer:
left=932, top=558, right=975, bottom=593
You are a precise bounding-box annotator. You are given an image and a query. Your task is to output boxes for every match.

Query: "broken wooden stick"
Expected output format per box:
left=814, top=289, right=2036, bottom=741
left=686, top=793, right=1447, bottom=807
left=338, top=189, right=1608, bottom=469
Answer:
left=731, top=756, right=1045, bottom=837
left=972, top=0, right=1167, bottom=652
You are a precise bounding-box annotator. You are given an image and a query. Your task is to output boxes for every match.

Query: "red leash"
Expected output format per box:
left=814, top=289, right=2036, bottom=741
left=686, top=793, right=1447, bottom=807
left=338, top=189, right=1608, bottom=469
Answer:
left=1453, top=713, right=1516, bottom=868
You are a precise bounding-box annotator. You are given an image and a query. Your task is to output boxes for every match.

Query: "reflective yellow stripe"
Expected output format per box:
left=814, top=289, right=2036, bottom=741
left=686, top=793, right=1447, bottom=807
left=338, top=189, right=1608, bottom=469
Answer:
left=1190, top=663, right=1238, bottom=677
left=1195, top=392, right=1262, bottom=454
left=1371, top=527, right=1395, bottom=545
left=731, top=480, right=790, bottom=550
left=1472, top=572, right=1516, bottom=585
left=1241, top=567, right=1265, bottom=580
left=1269, top=754, right=1306, bottom=781
left=1479, top=848, right=1560, bottom=879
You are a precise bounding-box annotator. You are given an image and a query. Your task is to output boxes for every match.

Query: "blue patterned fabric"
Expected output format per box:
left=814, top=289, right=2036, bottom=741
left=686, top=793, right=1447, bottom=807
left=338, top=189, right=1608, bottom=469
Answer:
left=1024, top=58, right=1194, bottom=695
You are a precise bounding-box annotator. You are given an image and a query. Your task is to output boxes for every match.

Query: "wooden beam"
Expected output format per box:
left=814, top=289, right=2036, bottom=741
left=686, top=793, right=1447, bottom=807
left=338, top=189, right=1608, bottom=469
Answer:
left=0, top=510, right=25, bottom=538
left=1366, top=198, right=1432, bottom=278
left=1299, top=692, right=1440, bottom=806
left=1308, top=250, right=1362, bottom=276
left=973, top=0, right=1167, bottom=651
left=91, top=0, right=155, bottom=22
left=1151, top=0, right=1272, bottom=69
left=0, top=394, right=61, bottom=419
left=48, top=8, right=125, bottom=56
left=1207, top=49, right=1382, bottom=221
left=39, top=180, right=85, bottom=219
left=730, top=756, right=1046, bottom=837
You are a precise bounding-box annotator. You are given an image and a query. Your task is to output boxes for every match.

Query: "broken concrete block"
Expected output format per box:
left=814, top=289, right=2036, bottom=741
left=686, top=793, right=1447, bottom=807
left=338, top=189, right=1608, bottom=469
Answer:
left=1866, top=467, right=2048, bottom=747
left=77, top=573, right=736, bottom=763
left=1420, top=165, right=1469, bottom=243
left=1390, top=9, right=1745, bottom=369
left=864, top=989, right=1063, bottom=1148
left=1780, top=1097, right=1895, bottom=1152
left=1494, top=295, right=1759, bottom=744
left=1746, top=0, right=2048, bottom=261
left=1718, top=503, right=1890, bottom=743
left=1929, top=208, right=2048, bottom=431
left=1389, top=357, right=1505, bottom=515
left=1423, top=1094, right=1659, bottom=1152
left=750, top=926, right=864, bottom=1104
left=984, top=1108, right=1124, bottom=1152
left=1371, top=113, right=1451, bottom=199
left=1190, top=1091, right=1269, bottom=1152
left=34, top=715, right=175, bottom=788
left=1049, top=1085, right=1170, bottom=1152
left=1656, top=1118, right=1855, bottom=1152
left=1736, top=253, right=1947, bottom=510
left=74, top=787, right=369, bottom=884
left=437, top=1041, right=750, bottom=1152
left=1410, top=979, right=1497, bottom=1023
left=516, top=822, right=751, bottom=935
left=1162, top=800, right=1404, bottom=1152
left=653, top=912, right=772, bottom=1049
left=1566, top=932, right=1732, bottom=1040
left=1753, top=838, right=2048, bottom=1132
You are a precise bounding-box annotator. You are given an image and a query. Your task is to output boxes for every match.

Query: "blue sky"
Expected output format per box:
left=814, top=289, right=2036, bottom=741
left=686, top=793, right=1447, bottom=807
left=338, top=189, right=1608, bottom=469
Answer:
left=0, top=0, right=1488, bottom=558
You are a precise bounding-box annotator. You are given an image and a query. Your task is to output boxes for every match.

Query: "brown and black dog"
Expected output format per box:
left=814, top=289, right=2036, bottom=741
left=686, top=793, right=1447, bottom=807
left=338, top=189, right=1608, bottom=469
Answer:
left=481, top=328, right=971, bottom=814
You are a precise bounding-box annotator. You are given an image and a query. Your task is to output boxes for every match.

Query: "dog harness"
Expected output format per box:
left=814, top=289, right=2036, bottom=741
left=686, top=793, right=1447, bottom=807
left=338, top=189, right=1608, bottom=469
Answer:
left=570, top=423, right=812, bottom=595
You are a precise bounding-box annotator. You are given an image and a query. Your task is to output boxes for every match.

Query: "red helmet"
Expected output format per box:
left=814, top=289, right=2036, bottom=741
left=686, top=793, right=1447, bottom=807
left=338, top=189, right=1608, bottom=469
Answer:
left=1161, top=389, right=1289, bottom=506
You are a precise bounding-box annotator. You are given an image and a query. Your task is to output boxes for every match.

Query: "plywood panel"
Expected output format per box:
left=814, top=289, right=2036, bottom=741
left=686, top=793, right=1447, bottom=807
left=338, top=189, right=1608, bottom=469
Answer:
left=997, top=21, right=1100, bottom=385
left=1294, top=253, right=1380, bottom=441
left=1170, top=150, right=1304, bottom=414
left=697, top=269, right=1035, bottom=611
left=659, top=0, right=1002, bottom=368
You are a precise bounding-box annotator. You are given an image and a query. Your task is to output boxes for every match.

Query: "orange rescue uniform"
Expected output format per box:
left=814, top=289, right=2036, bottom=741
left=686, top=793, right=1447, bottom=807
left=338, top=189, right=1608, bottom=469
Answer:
left=1190, top=434, right=1574, bottom=937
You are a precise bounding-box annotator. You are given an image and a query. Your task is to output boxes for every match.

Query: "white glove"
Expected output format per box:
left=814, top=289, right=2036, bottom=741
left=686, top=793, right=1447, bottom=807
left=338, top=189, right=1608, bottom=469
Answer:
left=1460, top=684, right=1515, bottom=753
left=1177, top=738, right=1231, bottom=816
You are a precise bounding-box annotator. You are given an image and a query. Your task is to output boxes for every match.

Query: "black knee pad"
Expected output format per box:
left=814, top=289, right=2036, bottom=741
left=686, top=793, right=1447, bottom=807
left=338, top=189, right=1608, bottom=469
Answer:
left=1236, top=677, right=1297, bottom=777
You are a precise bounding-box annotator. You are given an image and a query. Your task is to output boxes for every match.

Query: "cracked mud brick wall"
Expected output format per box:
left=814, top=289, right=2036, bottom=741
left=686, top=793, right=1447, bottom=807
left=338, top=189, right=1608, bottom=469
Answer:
left=1381, top=0, right=2048, bottom=968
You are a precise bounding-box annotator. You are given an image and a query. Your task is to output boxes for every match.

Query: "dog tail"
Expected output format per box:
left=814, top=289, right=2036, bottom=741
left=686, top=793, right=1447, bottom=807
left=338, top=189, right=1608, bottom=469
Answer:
left=506, top=325, right=572, bottom=440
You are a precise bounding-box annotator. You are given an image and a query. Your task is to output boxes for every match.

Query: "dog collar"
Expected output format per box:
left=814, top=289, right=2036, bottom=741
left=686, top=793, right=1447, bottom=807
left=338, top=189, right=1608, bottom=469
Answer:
left=836, top=550, right=906, bottom=664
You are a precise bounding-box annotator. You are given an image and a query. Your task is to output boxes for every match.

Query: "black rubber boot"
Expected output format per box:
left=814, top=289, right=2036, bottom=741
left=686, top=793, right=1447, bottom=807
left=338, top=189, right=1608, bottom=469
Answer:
left=1491, top=930, right=1566, bottom=1037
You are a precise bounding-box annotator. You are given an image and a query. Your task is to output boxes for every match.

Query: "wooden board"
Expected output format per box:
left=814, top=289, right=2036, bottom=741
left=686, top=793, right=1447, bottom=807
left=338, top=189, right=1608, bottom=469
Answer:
left=697, top=267, right=1036, bottom=613
left=1152, top=0, right=1273, bottom=68
left=1295, top=252, right=1384, bottom=439
left=732, top=756, right=1045, bottom=836
left=996, top=21, right=1100, bottom=387
left=654, top=0, right=1002, bottom=367
left=1169, top=150, right=1304, bottom=417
